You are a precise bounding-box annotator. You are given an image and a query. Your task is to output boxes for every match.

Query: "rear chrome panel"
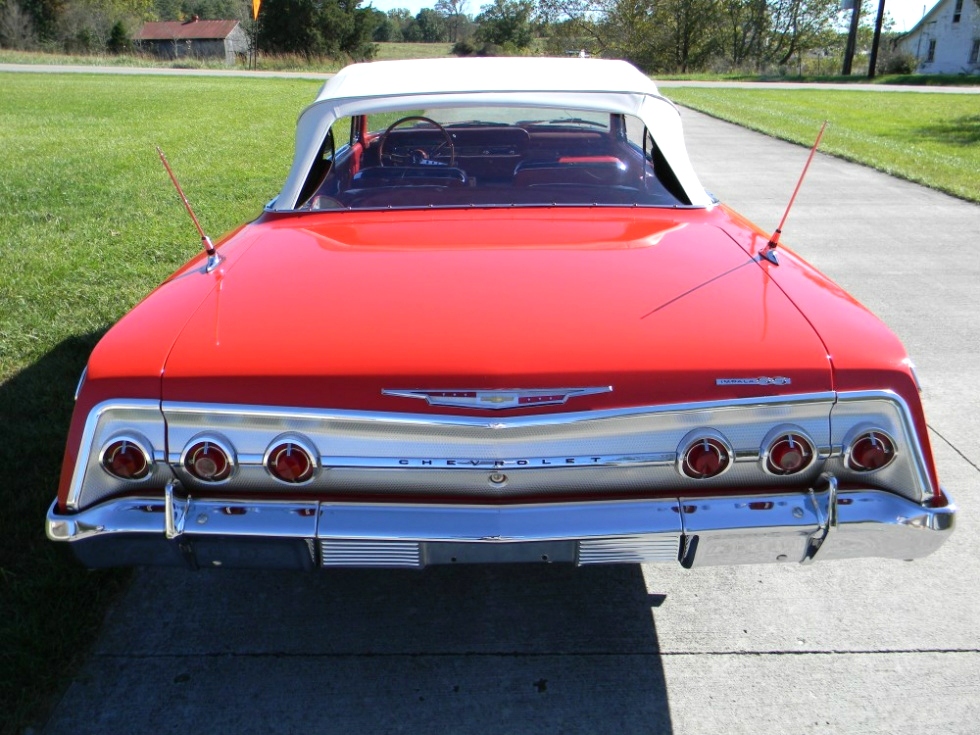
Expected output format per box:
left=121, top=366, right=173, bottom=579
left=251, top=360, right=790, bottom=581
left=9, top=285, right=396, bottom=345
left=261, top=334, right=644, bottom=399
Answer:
left=62, top=391, right=927, bottom=508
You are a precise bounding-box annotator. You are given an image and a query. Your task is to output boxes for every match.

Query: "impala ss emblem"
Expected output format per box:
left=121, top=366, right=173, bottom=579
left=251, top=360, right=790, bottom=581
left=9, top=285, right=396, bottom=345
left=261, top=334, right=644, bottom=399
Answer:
left=716, top=376, right=792, bottom=386
left=381, top=387, right=613, bottom=410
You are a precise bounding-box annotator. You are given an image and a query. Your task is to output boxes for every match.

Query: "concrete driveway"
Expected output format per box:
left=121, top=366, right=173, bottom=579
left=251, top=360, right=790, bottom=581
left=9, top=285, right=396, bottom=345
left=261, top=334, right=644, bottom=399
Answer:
left=41, top=108, right=980, bottom=735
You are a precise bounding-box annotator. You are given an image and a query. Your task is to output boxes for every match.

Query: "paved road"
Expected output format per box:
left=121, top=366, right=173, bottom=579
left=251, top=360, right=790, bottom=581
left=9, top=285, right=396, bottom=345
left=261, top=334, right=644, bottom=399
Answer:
left=660, top=79, right=980, bottom=93
left=3, top=63, right=979, bottom=92
left=0, top=62, right=330, bottom=80
left=41, top=108, right=980, bottom=735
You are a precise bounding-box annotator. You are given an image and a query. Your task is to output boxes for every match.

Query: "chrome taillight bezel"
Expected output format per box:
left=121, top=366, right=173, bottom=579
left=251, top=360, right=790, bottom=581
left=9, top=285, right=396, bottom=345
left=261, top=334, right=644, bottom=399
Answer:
left=99, top=434, right=154, bottom=481
left=264, top=435, right=319, bottom=485
left=760, top=426, right=816, bottom=477
left=844, top=428, right=897, bottom=473
left=677, top=430, right=734, bottom=480
left=181, top=435, right=236, bottom=483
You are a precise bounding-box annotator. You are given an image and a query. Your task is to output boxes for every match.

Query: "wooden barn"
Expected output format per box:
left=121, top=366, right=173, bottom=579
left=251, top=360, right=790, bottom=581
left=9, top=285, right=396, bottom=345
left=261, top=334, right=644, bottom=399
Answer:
left=136, top=18, right=248, bottom=65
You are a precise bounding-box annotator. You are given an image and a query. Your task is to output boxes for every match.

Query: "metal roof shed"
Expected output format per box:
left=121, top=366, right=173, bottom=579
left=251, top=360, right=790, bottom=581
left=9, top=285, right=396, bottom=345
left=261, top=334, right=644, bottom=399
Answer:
left=137, top=18, right=248, bottom=65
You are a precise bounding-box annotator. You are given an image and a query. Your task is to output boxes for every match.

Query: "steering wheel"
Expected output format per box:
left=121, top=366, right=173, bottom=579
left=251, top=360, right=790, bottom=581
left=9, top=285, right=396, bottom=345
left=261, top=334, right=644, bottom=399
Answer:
left=378, top=115, right=455, bottom=168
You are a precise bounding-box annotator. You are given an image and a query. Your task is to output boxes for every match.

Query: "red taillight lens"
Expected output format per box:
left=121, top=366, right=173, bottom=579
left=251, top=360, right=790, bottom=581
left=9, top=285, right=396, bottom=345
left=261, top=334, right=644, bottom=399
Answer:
left=847, top=431, right=895, bottom=472
left=184, top=440, right=233, bottom=482
left=681, top=437, right=731, bottom=479
left=101, top=439, right=151, bottom=480
left=267, top=442, right=316, bottom=484
left=765, top=433, right=814, bottom=475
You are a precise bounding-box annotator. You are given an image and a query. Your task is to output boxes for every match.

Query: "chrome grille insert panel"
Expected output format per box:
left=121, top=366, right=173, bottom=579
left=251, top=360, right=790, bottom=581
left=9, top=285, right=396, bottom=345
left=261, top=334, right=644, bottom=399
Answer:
left=320, top=540, right=421, bottom=568
left=578, top=535, right=681, bottom=564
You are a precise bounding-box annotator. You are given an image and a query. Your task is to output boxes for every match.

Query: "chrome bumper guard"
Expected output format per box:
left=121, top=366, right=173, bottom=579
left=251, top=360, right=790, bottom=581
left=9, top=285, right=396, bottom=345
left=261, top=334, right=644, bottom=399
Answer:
left=46, top=477, right=955, bottom=570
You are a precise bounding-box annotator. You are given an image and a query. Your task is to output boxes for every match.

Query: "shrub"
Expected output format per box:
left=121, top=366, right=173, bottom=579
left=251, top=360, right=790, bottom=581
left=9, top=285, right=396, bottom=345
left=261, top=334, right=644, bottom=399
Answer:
left=878, top=50, right=919, bottom=75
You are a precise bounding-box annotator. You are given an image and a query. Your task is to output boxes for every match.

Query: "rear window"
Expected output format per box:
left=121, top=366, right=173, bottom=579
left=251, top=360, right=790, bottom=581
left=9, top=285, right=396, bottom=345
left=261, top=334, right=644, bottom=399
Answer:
left=297, top=105, right=691, bottom=211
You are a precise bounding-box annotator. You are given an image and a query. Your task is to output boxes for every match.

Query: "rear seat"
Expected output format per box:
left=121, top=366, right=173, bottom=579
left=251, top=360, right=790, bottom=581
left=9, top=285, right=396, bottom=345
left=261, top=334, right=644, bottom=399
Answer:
left=513, top=157, right=631, bottom=187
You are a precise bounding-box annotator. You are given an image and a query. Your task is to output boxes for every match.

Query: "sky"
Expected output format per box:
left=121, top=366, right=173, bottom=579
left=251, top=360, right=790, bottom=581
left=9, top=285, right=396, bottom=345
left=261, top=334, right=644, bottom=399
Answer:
left=365, top=0, right=937, bottom=34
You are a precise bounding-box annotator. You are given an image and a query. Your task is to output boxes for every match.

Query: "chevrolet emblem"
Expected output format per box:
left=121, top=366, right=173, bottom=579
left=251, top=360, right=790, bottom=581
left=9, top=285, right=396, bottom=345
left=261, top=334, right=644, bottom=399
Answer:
left=381, top=387, right=613, bottom=410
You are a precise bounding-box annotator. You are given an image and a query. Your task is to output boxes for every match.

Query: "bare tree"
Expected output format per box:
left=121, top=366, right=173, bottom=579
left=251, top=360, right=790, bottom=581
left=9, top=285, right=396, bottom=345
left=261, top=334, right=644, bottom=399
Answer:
left=435, top=0, right=468, bottom=42
left=0, top=0, right=39, bottom=49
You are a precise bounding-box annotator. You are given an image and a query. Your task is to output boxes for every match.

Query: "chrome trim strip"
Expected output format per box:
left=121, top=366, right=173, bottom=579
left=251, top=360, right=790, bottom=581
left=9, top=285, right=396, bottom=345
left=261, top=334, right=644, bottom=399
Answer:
left=318, top=452, right=677, bottom=470
left=74, top=366, right=88, bottom=402
left=162, top=391, right=838, bottom=430
left=66, top=399, right=163, bottom=512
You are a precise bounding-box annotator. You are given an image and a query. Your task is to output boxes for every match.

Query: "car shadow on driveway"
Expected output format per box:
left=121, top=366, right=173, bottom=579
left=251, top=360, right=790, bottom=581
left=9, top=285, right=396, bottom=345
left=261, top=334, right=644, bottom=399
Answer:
left=45, top=564, right=675, bottom=734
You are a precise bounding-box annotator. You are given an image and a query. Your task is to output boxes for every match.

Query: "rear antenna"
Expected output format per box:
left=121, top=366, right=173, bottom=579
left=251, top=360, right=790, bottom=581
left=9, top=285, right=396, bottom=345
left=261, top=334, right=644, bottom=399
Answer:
left=156, top=146, right=221, bottom=273
left=762, top=121, right=828, bottom=265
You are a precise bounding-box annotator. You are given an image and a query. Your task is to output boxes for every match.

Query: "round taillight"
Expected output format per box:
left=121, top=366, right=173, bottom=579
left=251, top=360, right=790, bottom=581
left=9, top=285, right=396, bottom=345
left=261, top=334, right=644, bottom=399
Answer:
left=266, top=441, right=316, bottom=484
left=101, top=438, right=152, bottom=480
left=847, top=431, right=895, bottom=472
left=680, top=436, right=732, bottom=479
left=183, top=440, right=233, bottom=482
left=765, top=433, right=814, bottom=475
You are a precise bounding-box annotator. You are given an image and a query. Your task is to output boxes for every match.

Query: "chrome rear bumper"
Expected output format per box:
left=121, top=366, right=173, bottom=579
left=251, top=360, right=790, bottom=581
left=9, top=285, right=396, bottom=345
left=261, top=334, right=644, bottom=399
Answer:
left=46, top=478, right=955, bottom=570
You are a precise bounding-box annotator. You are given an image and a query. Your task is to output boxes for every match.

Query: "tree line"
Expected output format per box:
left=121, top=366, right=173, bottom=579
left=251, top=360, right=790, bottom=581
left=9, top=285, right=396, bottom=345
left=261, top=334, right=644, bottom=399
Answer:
left=1, top=0, right=896, bottom=74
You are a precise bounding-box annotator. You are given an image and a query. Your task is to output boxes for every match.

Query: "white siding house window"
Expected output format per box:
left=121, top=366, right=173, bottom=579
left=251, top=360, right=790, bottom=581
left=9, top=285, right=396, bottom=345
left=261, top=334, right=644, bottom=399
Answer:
left=926, top=39, right=937, bottom=61
left=970, top=39, right=980, bottom=64
left=952, top=0, right=963, bottom=22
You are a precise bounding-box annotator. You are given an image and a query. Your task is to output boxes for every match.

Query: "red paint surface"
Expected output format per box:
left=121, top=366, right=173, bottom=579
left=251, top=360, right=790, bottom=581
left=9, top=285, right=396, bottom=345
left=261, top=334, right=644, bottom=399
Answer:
left=157, top=208, right=832, bottom=410
left=62, top=205, right=934, bottom=504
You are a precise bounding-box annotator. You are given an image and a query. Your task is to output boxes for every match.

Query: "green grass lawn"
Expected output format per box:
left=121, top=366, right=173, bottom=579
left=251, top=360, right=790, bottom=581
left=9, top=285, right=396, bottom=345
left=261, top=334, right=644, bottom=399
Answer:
left=372, top=42, right=455, bottom=61
left=663, top=87, right=980, bottom=203
left=0, top=42, right=455, bottom=69
left=0, top=72, right=322, bottom=735
left=1, top=70, right=977, bottom=733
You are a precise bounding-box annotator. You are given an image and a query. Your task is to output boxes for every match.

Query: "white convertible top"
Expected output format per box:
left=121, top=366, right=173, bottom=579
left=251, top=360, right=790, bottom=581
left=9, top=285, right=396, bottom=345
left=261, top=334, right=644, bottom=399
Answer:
left=272, top=57, right=711, bottom=210
left=315, top=57, right=662, bottom=100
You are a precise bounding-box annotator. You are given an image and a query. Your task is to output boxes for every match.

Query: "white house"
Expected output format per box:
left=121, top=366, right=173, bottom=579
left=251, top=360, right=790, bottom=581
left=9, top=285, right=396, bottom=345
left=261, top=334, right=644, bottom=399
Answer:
left=896, top=0, right=980, bottom=73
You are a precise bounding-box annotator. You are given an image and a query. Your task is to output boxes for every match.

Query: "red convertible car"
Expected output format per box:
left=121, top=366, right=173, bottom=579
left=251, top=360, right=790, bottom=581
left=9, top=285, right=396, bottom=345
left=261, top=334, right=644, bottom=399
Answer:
left=46, top=58, right=955, bottom=570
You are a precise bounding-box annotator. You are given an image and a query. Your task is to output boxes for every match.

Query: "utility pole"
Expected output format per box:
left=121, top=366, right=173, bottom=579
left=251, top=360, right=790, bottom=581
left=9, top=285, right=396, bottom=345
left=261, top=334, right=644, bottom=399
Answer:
left=868, top=0, right=887, bottom=78
left=842, top=0, right=862, bottom=75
